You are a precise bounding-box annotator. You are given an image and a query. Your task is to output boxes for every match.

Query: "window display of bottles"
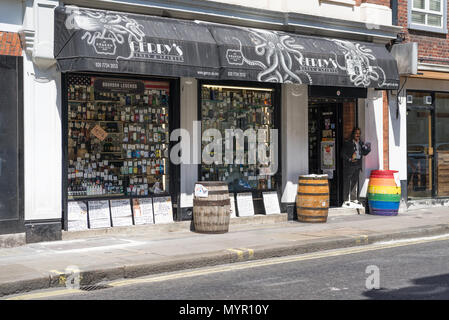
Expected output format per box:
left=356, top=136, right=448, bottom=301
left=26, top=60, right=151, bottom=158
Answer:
left=200, top=85, right=277, bottom=192
left=67, top=76, right=170, bottom=199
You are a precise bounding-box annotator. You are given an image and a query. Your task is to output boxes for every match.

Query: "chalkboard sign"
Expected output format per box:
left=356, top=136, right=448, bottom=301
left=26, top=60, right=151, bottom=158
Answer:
left=67, top=201, right=88, bottom=231
left=88, top=200, right=111, bottom=229
left=262, top=192, right=281, bottom=215
left=236, top=193, right=255, bottom=217
left=110, top=199, right=133, bottom=227
left=153, top=196, right=174, bottom=224
left=132, top=198, right=154, bottom=225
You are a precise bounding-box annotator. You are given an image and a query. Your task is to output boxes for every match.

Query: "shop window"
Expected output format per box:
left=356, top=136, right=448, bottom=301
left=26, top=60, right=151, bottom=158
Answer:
left=435, top=93, right=449, bottom=196
left=409, top=0, right=448, bottom=34
left=66, top=75, right=170, bottom=199
left=406, top=91, right=434, bottom=198
left=200, top=84, right=277, bottom=193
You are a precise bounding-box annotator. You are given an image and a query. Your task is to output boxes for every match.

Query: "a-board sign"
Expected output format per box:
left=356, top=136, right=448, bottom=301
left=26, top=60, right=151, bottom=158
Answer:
left=67, top=201, right=88, bottom=231
left=132, top=198, right=154, bottom=225
left=153, top=196, right=174, bottom=224
left=229, top=193, right=236, bottom=218
left=180, top=193, right=193, bottom=208
left=236, top=192, right=255, bottom=217
left=110, top=199, right=133, bottom=227
left=262, top=191, right=281, bottom=215
left=88, top=200, right=111, bottom=229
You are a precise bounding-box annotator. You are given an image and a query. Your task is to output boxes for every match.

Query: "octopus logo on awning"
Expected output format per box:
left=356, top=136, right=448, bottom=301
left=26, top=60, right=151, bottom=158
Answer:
left=64, top=6, right=146, bottom=60
left=129, top=40, right=184, bottom=62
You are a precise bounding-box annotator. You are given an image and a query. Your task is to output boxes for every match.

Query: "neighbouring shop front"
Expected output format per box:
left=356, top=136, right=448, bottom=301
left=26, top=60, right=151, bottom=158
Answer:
left=199, top=81, right=282, bottom=214
left=406, top=90, right=449, bottom=201
left=0, top=54, right=23, bottom=236
left=52, top=5, right=399, bottom=235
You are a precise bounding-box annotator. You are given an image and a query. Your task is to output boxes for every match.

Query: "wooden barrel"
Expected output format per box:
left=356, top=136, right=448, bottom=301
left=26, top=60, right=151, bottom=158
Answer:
left=296, top=174, right=329, bottom=223
left=367, top=170, right=401, bottom=216
left=193, top=181, right=231, bottom=234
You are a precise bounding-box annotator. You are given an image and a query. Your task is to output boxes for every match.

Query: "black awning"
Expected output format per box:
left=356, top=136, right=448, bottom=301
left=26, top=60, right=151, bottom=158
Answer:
left=54, top=6, right=399, bottom=89
left=54, top=6, right=220, bottom=79
left=203, top=23, right=400, bottom=89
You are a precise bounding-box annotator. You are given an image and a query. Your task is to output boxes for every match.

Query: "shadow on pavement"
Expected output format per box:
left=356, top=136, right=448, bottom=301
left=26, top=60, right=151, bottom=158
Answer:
left=363, top=273, right=449, bottom=300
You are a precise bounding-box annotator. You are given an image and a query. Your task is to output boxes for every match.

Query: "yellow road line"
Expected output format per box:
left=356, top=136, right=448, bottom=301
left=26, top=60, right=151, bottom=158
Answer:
left=245, top=248, right=255, bottom=259
left=50, top=270, right=64, bottom=275
left=109, top=234, right=449, bottom=288
left=227, top=248, right=244, bottom=260
left=5, top=289, right=82, bottom=300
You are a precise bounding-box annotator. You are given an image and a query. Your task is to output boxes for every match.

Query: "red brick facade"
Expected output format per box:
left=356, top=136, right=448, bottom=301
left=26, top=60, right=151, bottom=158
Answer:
left=343, top=102, right=356, bottom=141
left=398, top=0, right=449, bottom=66
left=0, top=32, right=22, bottom=56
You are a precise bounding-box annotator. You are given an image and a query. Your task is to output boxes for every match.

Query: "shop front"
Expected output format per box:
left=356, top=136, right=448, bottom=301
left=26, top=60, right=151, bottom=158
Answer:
left=48, top=4, right=400, bottom=237
left=406, top=90, right=449, bottom=202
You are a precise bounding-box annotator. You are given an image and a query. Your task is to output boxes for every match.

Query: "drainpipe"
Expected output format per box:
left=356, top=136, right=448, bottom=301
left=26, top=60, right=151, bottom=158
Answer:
left=391, top=0, right=398, bottom=26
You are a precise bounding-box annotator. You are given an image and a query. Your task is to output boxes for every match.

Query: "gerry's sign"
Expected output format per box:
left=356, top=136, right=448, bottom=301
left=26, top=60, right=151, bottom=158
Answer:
left=297, top=53, right=339, bottom=74
left=129, top=39, right=184, bottom=62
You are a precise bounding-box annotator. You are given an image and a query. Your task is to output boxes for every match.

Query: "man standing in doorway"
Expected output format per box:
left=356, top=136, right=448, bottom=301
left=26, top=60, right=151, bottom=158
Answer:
left=341, top=128, right=371, bottom=203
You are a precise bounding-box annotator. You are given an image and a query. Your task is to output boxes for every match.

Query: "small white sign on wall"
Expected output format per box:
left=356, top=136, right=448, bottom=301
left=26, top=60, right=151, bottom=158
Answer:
left=236, top=193, right=255, bottom=217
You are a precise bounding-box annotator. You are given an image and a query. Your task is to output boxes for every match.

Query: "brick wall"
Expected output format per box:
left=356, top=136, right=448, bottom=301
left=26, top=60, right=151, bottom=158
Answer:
left=343, top=101, right=356, bottom=141
left=398, top=0, right=449, bottom=66
left=0, top=32, right=22, bottom=56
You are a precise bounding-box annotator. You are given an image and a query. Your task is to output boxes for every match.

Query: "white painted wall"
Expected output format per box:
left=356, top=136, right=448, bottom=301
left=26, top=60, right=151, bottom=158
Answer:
left=281, top=84, right=309, bottom=204
left=359, top=89, right=384, bottom=198
left=21, top=0, right=61, bottom=221
left=179, top=78, right=199, bottom=208
left=23, top=56, right=62, bottom=221
left=0, top=0, right=23, bottom=33
left=205, top=0, right=392, bottom=26
left=389, top=86, right=407, bottom=182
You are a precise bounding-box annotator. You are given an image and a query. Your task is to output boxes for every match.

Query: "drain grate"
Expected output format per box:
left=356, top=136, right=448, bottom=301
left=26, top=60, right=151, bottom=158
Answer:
left=79, top=284, right=113, bottom=291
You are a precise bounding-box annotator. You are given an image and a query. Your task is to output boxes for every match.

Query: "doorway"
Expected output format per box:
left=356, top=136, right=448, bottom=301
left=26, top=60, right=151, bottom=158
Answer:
left=308, top=98, right=358, bottom=207
left=308, top=100, right=343, bottom=207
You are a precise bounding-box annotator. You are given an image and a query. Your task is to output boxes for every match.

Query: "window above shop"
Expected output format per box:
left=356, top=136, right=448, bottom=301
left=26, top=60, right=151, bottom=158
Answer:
left=408, top=0, right=448, bottom=34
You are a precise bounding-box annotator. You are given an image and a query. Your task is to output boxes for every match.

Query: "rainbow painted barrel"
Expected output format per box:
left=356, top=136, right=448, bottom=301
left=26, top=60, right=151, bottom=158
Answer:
left=367, top=170, right=401, bottom=216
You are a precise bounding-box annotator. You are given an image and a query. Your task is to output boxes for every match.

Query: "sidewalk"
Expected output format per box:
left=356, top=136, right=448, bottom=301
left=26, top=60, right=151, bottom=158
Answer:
left=1, top=206, right=449, bottom=297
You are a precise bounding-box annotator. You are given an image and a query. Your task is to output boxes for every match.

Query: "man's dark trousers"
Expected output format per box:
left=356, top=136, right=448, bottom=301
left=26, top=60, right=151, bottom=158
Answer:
left=343, top=165, right=361, bottom=202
